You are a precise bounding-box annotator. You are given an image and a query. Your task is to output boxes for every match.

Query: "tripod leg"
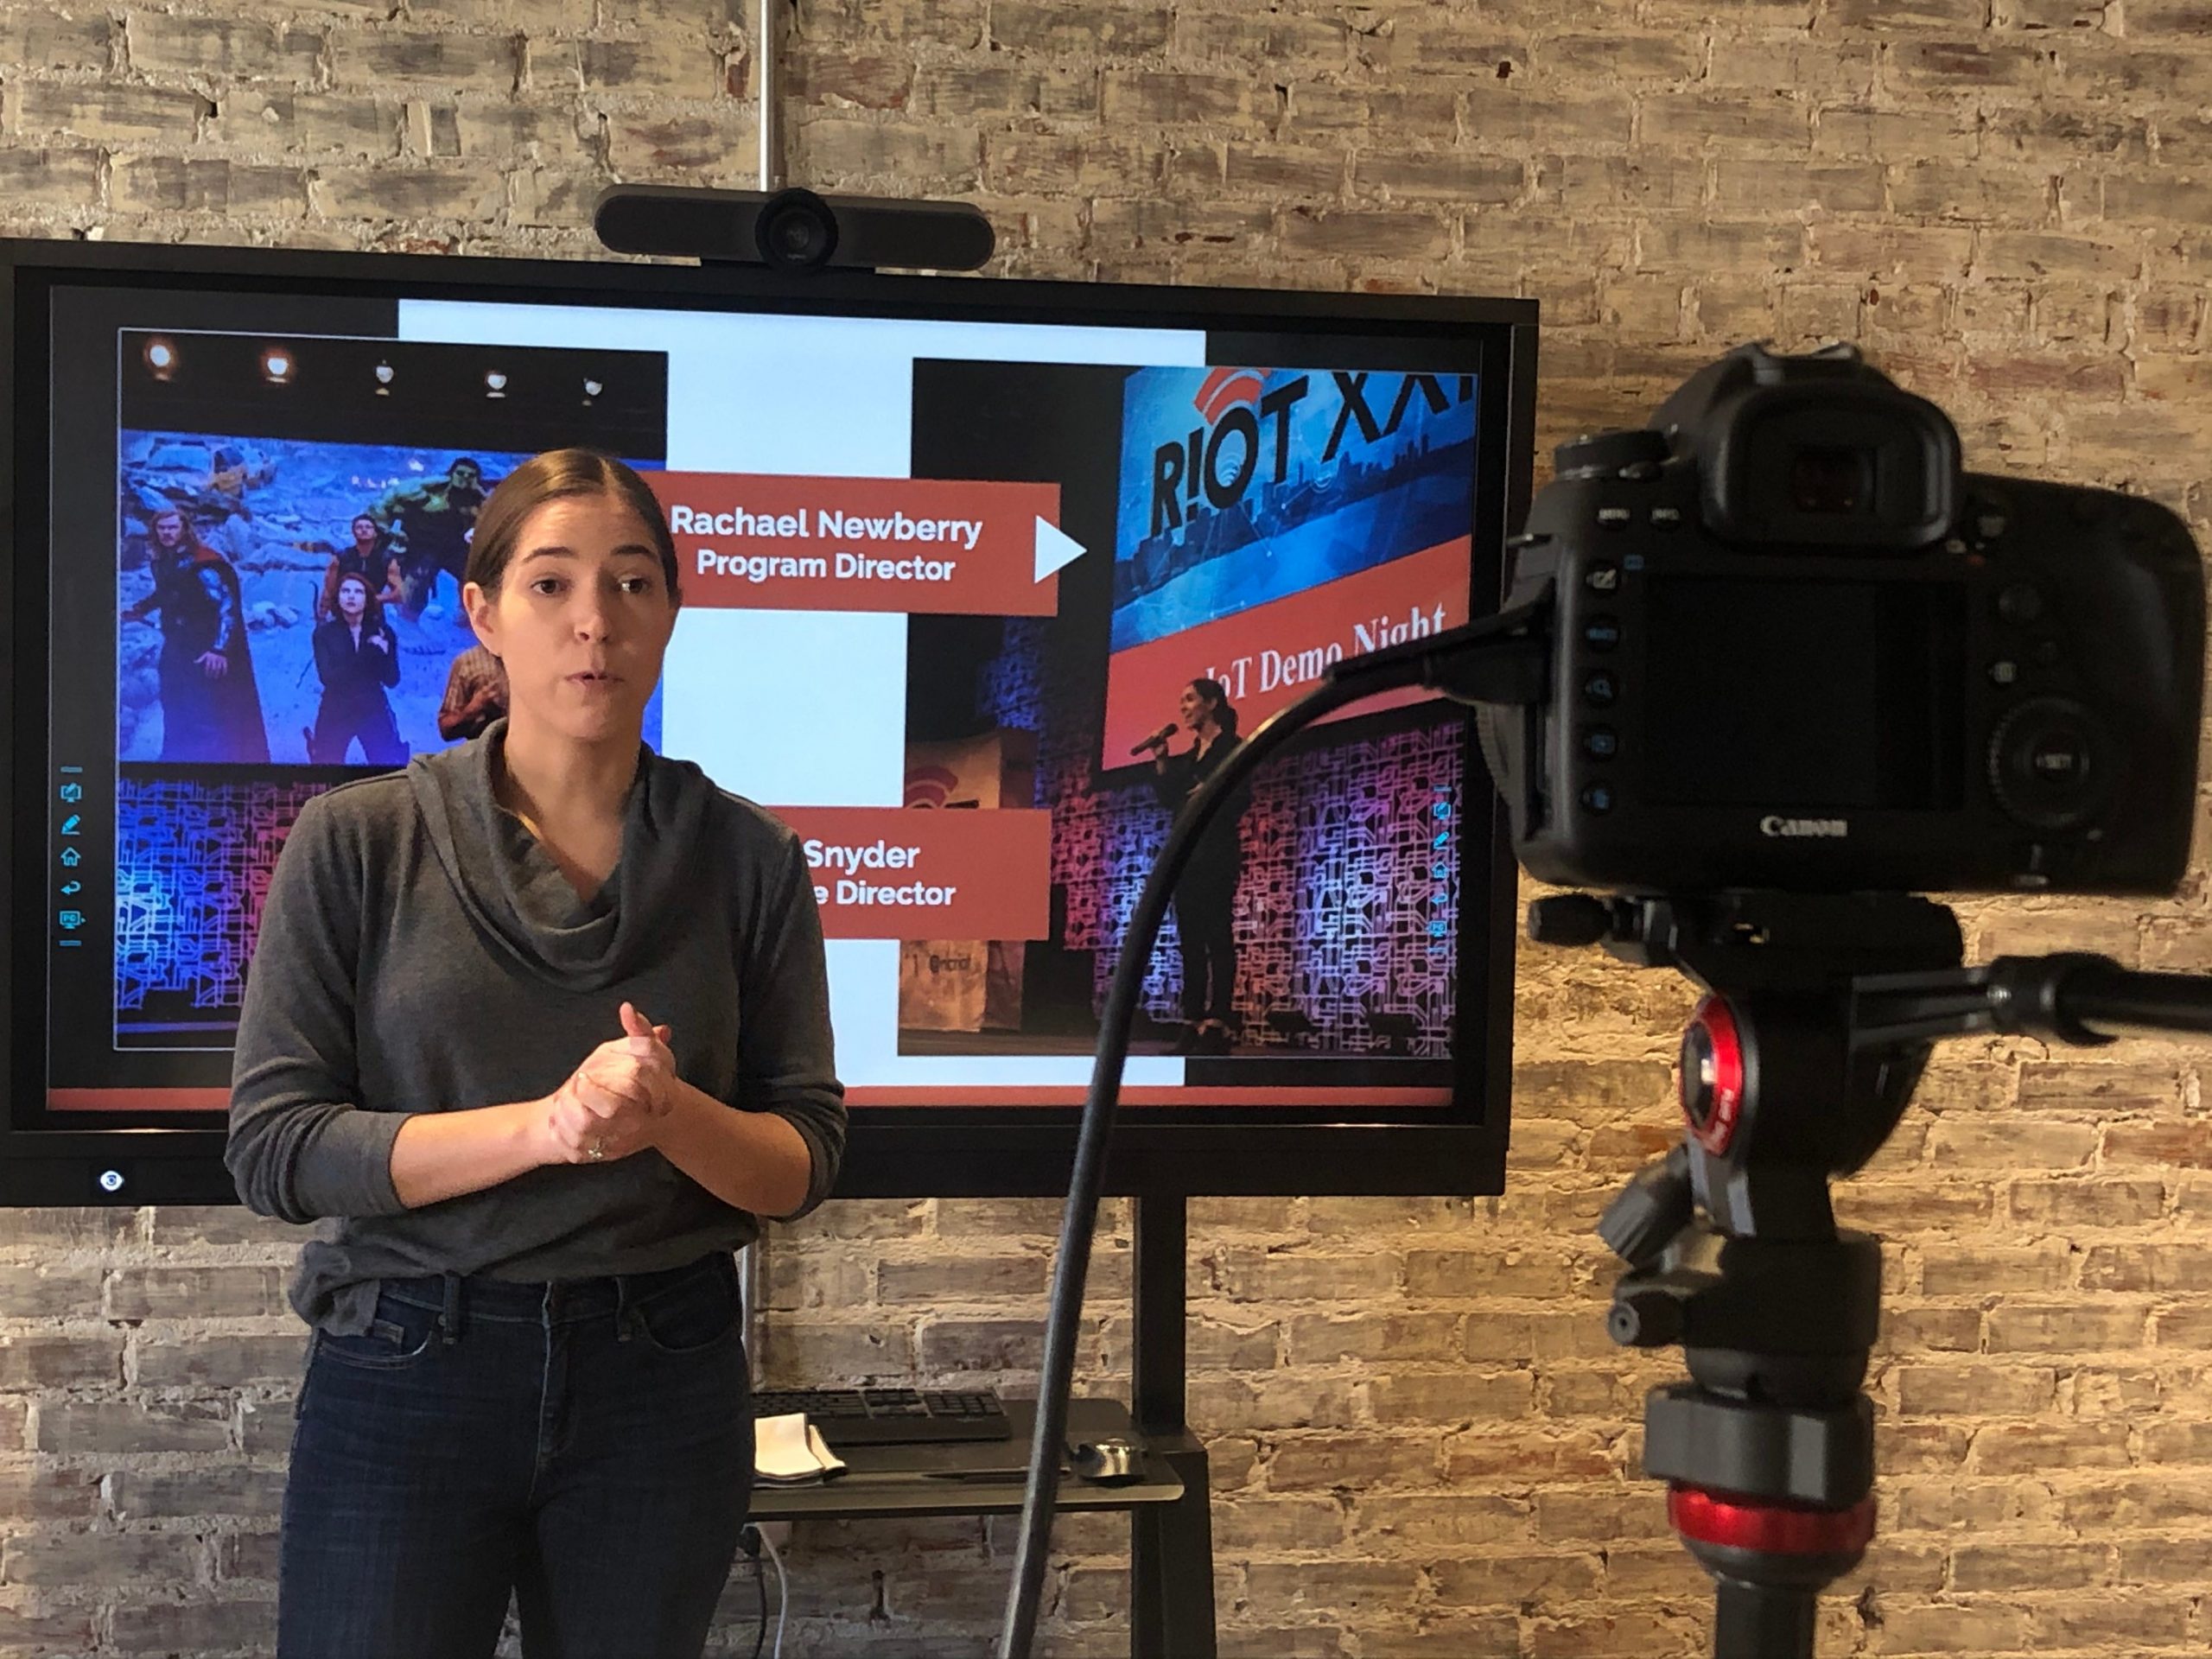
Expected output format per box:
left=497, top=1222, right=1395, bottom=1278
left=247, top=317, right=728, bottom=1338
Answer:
left=1713, top=1577, right=1818, bottom=1659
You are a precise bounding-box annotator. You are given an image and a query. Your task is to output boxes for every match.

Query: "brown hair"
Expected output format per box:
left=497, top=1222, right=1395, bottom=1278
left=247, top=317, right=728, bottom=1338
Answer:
left=330, top=569, right=386, bottom=634
left=463, top=448, right=682, bottom=604
left=150, top=506, right=204, bottom=550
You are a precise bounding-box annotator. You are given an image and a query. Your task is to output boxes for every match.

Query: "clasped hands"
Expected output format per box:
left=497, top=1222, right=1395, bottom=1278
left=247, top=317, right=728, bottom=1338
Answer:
left=540, top=1001, right=682, bottom=1166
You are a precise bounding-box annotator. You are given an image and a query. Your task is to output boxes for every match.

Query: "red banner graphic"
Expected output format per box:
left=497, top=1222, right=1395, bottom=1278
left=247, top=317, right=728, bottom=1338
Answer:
left=770, top=806, right=1052, bottom=939
left=50, top=1084, right=1450, bottom=1111
left=1101, top=537, right=1472, bottom=764
left=48, top=1088, right=232, bottom=1114
left=644, top=473, right=1077, bottom=616
left=845, top=1086, right=1452, bottom=1105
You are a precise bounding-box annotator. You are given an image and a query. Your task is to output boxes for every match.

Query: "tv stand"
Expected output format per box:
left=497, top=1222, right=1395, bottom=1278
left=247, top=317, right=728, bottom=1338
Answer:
left=1131, top=1193, right=1217, bottom=1657
left=751, top=1194, right=1219, bottom=1656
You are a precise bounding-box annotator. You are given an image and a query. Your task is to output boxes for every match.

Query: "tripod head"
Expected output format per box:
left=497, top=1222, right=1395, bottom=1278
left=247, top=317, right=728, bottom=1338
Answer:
left=1532, top=889, right=2212, bottom=1659
left=1545, top=891, right=1961, bottom=1242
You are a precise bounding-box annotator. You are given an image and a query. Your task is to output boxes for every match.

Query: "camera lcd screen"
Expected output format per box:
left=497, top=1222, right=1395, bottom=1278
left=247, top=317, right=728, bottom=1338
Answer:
left=1643, top=576, right=1965, bottom=810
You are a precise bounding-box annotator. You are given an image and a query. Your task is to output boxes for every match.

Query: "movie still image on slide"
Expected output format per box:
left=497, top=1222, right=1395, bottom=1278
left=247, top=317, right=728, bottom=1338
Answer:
left=117, top=439, right=668, bottom=766
left=114, top=332, right=667, bottom=770
left=104, top=333, right=668, bottom=1053
left=896, top=357, right=1475, bottom=1065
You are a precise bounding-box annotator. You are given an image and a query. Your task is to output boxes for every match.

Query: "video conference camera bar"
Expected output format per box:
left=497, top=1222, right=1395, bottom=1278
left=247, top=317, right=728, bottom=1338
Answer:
left=594, top=185, right=995, bottom=275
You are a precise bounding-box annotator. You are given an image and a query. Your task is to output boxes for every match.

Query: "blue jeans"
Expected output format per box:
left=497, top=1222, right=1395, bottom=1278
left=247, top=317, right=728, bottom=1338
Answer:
left=279, top=1252, right=753, bottom=1659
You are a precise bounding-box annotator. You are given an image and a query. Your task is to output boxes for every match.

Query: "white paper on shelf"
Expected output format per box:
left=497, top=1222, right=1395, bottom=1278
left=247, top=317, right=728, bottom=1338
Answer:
left=754, top=1412, right=849, bottom=1484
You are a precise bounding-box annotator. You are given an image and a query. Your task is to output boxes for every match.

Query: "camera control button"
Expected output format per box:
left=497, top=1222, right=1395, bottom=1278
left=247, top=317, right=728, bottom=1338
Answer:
left=1578, top=784, right=1616, bottom=815
left=1582, top=615, right=1622, bottom=652
left=1649, top=505, right=1683, bottom=529
left=1990, top=698, right=2112, bottom=830
left=1556, top=429, right=1669, bottom=478
left=1582, top=726, right=1618, bottom=760
left=1581, top=671, right=1619, bottom=706
left=1597, top=505, right=1633, bottom=530
left=1585, top=563, right=1621, bottom=594
left=1989, top=660, right=2019, bottom=686
left=1997, top=582, right=2045, bottom=625
left=2029, top=730, right=2090, bottom=782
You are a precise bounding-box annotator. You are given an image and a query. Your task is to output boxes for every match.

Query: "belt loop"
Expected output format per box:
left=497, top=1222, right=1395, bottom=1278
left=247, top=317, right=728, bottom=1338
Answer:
left=439, top=1271, right=463, bottom=1346
left=611, top=1273, right=630, bottom=1341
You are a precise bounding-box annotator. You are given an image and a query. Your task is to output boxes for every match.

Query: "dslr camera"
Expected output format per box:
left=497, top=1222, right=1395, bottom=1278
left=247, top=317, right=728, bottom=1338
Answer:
left=1483, top=343, right=2205, bottom=895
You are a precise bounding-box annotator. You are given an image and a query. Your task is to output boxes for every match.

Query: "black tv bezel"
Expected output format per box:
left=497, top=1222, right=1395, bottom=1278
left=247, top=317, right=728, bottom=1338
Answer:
left=1, top=238, right=1537, bottom=1206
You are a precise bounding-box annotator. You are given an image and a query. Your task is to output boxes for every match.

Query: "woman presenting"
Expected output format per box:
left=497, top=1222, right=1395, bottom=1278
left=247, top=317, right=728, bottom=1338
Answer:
left=1148, top=677, right=1249, bottom=1055
left=229, top=448, right=846, bottom=1659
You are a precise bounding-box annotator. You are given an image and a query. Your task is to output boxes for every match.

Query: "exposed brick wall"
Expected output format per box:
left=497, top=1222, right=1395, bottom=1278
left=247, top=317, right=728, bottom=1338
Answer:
left=2, top=0, right=2209, bottom=1654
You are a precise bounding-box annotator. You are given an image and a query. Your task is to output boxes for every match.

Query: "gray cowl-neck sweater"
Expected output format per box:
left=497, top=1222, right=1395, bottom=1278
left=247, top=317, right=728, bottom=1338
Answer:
left=226, top=721, right=846, bottom=1336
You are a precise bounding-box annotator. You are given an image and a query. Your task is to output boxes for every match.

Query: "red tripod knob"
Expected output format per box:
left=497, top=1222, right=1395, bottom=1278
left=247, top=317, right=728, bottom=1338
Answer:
left=1680, top=995, right=1747, bottom=1155
left=1669, top=1484, right=1876, bottom=1556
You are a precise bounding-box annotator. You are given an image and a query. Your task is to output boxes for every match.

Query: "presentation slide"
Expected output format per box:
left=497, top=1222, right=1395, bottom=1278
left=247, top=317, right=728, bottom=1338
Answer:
left=48, top=302, right=1479, bottom=1116
left=1103, top=364, right=1476, bottom=765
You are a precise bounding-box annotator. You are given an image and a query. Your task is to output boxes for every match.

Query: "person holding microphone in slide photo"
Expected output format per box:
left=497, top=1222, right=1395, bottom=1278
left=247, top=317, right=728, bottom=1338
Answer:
left=1147, top=676, right=1250, bottom=1056
left=228, top=448, right=846, bottom=1659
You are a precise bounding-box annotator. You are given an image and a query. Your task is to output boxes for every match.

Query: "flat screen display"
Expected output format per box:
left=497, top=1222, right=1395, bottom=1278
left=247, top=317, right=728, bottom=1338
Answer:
left=5, top=243, right=1535, bottom=1199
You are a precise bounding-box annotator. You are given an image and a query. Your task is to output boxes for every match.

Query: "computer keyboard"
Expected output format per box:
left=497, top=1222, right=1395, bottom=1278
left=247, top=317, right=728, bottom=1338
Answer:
left=751, top=1386, right=1013, bottom=1446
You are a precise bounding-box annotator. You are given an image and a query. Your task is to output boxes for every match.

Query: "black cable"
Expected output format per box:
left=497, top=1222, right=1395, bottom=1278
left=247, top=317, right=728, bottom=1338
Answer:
left=995, top=603, right=1548, bottom=1659
left=740, top=1524, right=767, bottom=1659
